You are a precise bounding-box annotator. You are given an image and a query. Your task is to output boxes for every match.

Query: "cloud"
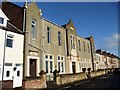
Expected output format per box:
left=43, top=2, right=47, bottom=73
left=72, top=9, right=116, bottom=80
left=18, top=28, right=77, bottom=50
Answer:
left=98, top=33, right=119, bottom=56
left=103, top=33, right=119, bottom=49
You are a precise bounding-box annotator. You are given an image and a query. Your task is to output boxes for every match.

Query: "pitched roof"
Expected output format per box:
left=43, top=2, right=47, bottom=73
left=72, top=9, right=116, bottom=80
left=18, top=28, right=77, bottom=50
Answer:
left=0, top=9, right=9, bottom=20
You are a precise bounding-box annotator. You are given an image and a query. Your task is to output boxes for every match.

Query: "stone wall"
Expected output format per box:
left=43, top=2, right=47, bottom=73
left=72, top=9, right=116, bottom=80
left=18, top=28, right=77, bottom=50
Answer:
left=0, top=80, right=13, bottom=89
left=91, top=70, right=106, bottom=77
left=57, top=72, right=87, bottom=85
left=56, top=69, right=112, bottom=86
left=22, top=74, right=47, bottom=90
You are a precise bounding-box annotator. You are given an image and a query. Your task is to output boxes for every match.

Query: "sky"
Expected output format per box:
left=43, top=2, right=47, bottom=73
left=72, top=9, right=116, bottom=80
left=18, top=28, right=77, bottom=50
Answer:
left=13, top=1, right=119, bottom=57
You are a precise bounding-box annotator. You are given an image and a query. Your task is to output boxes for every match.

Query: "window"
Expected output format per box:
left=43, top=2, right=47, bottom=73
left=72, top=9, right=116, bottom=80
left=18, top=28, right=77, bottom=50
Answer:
left=78, top=40, right=81, bottom=51
left=47, top=27, right=51, bottom=43
left=61, top=62, right=64, bottom=72
left=58, top=56, right=64, bottom=73
left=6, top=71, right=10, bottom=77
left=70, top=35, right=75, bottom=49
left=70, top=36, right=72, bottom=48
left=5, top=63, right=12, bottom=66
left=61, top=57, right=63, bottom=60
left=45, top=54, right=53, bottom=74
left=50, top=55, right=52, bottom=59
left=17, top=71, right=20, bottom=76
left=16, top=64, right=21, bottom=66
left=83, top=42, right=85, bottom=52
left=58, top=31, right=61, bottom=46
left=58, top=56, right=60, bottom=60
left=73, top=37, right=75, bottom=49
left=58, top=62, right=60, bottom=72
left=45, top=55, right=48, bottom=59
left=50, top=61, right=52, bottom=73
left=87, top=43, right=90, bottom=53
left=46, top=61, right=48, bottom=73
left=31, top=19, right=36, bottom=39
left=6, top=35, right=13, bottom=48
left=79, top=63, right=81, bottom=71
left=0, top=17, right=4, bottom=24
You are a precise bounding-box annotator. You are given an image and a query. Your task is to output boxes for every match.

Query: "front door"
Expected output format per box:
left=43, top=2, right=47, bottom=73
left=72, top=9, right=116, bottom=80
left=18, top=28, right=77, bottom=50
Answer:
left=13, top=66, right=22, bottom=88
left=30, top=59, right=36, bottom=77
left=72, top=62, right=76, bottom=74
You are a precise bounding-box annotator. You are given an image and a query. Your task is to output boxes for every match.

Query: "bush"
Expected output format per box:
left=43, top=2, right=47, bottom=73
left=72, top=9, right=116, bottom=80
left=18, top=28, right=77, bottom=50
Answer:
left=39, top=70, right=46, bottom=75
left=87, top=68, right=91, bottom=72
left=82, top=68, right=86, bottom=73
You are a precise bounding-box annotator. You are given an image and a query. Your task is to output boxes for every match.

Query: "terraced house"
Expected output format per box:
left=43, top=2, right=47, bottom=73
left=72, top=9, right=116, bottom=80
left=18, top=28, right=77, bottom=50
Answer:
left=0, top=9, right=24, bottom=88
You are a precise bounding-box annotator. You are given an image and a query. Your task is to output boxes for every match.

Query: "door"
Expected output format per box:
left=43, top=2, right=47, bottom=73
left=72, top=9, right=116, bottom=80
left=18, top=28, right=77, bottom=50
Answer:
left=13, top=66, right=23, bottom=88
left=30, top=59, right=36, bottom=77
left=72, top=62, right=76, bottom=74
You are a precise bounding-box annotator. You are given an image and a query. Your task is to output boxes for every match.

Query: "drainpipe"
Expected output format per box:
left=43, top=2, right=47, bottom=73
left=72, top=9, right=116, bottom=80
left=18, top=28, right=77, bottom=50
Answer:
left=41, top=18, right=45, bottom=71
left=2, top=30, right=7, bottom=82
left=23, top=3, right=27, bottom=79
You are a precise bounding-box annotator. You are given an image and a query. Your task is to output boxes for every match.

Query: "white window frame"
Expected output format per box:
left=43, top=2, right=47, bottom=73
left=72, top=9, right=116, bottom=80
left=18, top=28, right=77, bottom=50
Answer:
left=6, top=35, right=14, bottom=48
left=58, top=31, right=61, bottom=46
left=31, top=19, right=36, bottom=39
left=45, top=54, right=54, bottom=74
left=0, top=17, right=4, bottom=24
left=57, top=55, right=65, bottom=73
left=70, top=35, right=76, bottom=49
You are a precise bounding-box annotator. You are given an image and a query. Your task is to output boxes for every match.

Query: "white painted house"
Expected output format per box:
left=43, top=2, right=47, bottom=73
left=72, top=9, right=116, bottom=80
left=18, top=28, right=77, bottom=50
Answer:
left=0, top=9, right=24, bottom=88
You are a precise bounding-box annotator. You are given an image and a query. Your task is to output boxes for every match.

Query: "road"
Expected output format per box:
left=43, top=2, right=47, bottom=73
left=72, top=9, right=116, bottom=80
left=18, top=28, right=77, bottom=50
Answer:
left=60, top=73, right=120, bottom=89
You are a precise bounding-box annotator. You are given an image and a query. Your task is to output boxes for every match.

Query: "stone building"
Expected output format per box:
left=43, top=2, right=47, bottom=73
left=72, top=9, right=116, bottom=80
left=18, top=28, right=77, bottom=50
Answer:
left=1, top=1, right=96, bottom=77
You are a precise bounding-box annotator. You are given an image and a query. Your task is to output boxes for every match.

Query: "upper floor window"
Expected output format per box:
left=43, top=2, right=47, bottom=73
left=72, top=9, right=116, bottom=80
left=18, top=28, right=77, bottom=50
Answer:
left=70, top=35, right=75, bottom=49
left=47, top=27, right=51, bottom=43
left=6, top=35, right=13, bottom=48
left=0, top=17, right=4, bottom=24
left=83, top=42, right=85, bottom=52
left=87, top=43, right=90, bottom=53
left=78, top=40, right=81, bottom=51
left=31, top=19, right=36, bottom=39
left=58, top=31, right=61, bottom=46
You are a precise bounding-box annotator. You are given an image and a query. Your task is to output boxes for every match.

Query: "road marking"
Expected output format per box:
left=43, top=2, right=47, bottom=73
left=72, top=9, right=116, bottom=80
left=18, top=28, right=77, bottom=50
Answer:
left=61, top=86, right=71, bottom=90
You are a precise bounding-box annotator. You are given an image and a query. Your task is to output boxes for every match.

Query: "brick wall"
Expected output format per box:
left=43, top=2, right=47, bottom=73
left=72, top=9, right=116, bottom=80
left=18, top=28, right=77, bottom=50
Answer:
left=0, top=80, right=13, bottom=89
left=22, top=74, right=47, bottom=89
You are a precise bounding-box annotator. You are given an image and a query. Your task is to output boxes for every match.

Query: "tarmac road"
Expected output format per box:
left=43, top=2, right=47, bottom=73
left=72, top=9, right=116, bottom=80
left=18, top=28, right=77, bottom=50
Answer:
left=60, top=73, right=120, bottom=89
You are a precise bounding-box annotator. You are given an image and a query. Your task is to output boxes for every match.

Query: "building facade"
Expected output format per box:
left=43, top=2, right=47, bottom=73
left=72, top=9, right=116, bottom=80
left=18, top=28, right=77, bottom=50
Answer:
left=0, top=9, right=24, bottom=88
left=95, top=49, right=120, bottom=71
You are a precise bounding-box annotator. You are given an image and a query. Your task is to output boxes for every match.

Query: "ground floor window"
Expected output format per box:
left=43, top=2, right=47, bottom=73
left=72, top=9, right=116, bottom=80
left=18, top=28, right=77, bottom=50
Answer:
left=45, top=54, right=54, bottom=74
left=57, top=56, right=64, bottom=73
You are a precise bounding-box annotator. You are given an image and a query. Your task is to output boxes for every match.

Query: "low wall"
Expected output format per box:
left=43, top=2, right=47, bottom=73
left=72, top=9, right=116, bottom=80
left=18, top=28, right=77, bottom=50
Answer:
left=57, top=72, right=87, bottom=85
left=56, top=69, right=113, bottom=86
left=22, top=74, right=47, bottom=90
left=91, top=70, right=106, bottom=77
left=0, top=80, right=13, bottom=89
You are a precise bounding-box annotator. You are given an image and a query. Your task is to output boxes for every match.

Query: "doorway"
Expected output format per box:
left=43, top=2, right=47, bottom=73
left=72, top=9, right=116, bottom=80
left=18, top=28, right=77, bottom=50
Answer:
left=72, top=62, right=76, bottom=74
left=30, top=59, right=36, bottom=77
